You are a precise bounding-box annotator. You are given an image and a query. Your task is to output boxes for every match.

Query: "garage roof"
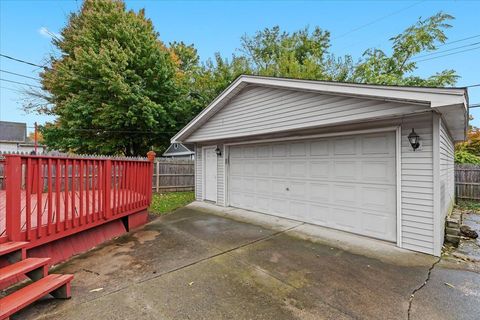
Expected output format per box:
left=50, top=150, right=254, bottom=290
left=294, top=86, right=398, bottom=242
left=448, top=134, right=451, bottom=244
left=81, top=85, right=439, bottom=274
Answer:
left=172, top=75, right=468, bottom=143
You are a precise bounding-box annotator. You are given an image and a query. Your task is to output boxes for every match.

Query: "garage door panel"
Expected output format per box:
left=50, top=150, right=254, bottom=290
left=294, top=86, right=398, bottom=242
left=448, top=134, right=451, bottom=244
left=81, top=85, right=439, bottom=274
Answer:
left=361, top=135, right=393, bottom=155
left=271, top=198, right=289, bottom=216
left=331, top=207, right=359, bottom=232
left=228, top=131, right=396, bottom=242
left=333, top=161, right=358, bottom=180
left=288, top=181, right=307, bottom=200
left=256, top=145, right=271, bottom=158
left=272, top=161, right=288, bottom=177
left=361, top=211, right=393, bottom=239
left=333, top=138, right=356, bottom=155
left=290, top=161, right=308, bottom=177
left=255, top=196, right=270, bottom=212
left=361, top=186, right=396, bottom=212
left=361, top=160, right=395, bottom=183
left=308, top=204, right=330, bottom=225
left=256, top=179, right=271, bottom=195
left=256, top=160, right=271, bottom=176
left=332, top=184, right=358, bottom=206
left=272, top=144, right=288, bottom=157
left=244, top=161, right=256, bottom=175
left=309, top=161, right=330, bottom=178
left=290, top=142, right=307, bottom=156
left=308, top=182, right=330, bottom=201
left=310, top=140, right=329, bottom=156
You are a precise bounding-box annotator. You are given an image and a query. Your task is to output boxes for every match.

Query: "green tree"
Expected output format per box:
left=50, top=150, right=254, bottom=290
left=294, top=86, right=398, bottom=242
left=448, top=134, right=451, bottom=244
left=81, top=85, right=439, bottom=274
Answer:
left=234, top=12, right=457, bottom=86
left=39, top=0, right=180, bottom=156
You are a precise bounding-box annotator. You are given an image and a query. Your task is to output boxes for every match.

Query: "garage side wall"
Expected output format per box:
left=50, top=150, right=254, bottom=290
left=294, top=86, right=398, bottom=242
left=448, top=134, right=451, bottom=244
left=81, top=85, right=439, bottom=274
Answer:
left=438, top=117, right=455, bottom=247
left=400, top=113, right=435, bottom=254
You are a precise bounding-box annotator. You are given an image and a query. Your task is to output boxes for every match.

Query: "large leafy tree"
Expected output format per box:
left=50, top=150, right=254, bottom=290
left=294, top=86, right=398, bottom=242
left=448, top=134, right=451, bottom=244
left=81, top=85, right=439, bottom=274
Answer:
left=40, top=0, right=181, bottom=156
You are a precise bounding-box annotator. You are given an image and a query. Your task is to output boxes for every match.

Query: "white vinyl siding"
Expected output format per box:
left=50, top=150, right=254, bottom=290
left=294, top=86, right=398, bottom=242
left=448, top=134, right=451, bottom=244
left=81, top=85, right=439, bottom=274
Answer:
left=186, top=86, right=428, bottom=142
left=195, top=145, right=202, bottom=201
left=401, top=113, right=434, bottom=254
left=217, top=144, right=225, bottom=206
left=438, top=118, right=455, bottom=246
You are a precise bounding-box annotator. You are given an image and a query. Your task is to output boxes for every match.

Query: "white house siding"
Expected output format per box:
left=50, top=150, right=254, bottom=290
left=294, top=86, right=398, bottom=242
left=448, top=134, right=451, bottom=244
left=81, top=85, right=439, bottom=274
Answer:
left=186, top=86, right=429, bottom=142
left=400, top=113, right=435, bottom=254
left=195, top=146, right=202, bottom=200
left=217, top=144, right=225, bottom=206
left=438, top=118, right=455, bottom=244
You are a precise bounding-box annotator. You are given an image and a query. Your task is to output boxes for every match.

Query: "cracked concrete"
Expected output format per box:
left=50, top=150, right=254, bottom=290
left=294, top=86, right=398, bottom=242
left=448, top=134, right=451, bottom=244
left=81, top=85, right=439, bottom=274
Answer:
left=407, top=257, right=441, bottom=320
left=11, top=205, right=480, bottom=320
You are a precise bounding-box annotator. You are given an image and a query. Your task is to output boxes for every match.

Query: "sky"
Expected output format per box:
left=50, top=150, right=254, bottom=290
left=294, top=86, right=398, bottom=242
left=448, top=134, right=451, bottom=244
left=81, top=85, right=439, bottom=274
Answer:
left=0, top=0, right=479, bottom=134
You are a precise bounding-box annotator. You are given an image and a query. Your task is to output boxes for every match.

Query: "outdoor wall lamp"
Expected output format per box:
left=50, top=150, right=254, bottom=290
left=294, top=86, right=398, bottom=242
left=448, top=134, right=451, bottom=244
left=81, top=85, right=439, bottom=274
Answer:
left=408, top=128, right=420, bottom=151
left=215, top=147, right=222, bottom=156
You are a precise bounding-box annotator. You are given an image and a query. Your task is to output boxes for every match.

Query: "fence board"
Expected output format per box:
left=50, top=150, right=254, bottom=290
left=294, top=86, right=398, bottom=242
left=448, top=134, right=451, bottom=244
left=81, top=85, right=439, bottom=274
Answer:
left=152, top=159, right=194, bottom=192
left=455, top=164, right=480, bottom=201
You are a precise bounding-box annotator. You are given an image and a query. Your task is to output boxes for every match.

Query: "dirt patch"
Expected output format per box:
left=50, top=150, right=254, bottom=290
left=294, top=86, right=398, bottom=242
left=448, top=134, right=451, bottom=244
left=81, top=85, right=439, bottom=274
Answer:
left=133, top=230, right=160, bottom=244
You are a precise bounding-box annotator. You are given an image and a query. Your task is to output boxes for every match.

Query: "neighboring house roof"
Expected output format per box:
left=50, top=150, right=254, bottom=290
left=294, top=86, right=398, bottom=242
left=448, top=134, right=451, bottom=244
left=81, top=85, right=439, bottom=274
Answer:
left=172, top=75, right=468, bottom=143
left=0, top=121, right=27, bottom=143
left=162, top=143, right=194, bottom=157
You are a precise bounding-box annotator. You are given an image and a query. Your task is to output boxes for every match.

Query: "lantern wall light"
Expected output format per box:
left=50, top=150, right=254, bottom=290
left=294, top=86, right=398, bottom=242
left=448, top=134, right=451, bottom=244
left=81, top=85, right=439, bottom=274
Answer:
left=407, top=128, right=420, bottom=151
left=215, top=147, right=222, bottom=156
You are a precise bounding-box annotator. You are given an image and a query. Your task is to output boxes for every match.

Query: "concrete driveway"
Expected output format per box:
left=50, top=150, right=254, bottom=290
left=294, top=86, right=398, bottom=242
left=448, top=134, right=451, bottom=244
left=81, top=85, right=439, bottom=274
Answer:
left=13, top=203, right=480, bottom=320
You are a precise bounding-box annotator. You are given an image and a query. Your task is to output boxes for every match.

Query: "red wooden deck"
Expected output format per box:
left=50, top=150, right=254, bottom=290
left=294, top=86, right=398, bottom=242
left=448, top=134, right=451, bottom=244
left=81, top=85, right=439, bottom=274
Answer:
left=0, top=154, right=153, bottom=247
left=0, top=189, right=147, bottom=239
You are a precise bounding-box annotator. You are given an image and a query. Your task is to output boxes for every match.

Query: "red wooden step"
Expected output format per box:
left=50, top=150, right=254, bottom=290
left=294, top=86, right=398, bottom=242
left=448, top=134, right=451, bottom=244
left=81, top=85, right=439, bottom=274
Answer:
left=0, top=242, right=28, bottom=257
left=0, top=274, right=73, bottom=320
left=0, top=257, right=50, bottom=284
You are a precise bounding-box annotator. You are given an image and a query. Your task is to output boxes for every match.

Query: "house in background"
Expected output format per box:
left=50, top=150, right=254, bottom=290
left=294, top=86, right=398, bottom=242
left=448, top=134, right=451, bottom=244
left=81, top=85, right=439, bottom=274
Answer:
left=0, top=121, right=45, bottom=154
left=162, top=142, right=195, bottom=160
left=172, top=75, right=468, bottom=257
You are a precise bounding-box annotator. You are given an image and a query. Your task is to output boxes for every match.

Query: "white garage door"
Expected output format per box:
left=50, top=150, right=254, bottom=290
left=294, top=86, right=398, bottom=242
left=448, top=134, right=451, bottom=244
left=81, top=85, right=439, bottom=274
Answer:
left=228, top=132, right=397, bottom=241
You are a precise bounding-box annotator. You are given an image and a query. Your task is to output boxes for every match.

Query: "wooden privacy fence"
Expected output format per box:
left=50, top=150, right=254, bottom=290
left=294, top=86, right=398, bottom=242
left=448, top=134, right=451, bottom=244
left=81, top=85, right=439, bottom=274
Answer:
left=455, top=163, right=480, bottom=201
left=0, top=154, right=153, bottom=246
left=152, top=159, right=194, bottom=192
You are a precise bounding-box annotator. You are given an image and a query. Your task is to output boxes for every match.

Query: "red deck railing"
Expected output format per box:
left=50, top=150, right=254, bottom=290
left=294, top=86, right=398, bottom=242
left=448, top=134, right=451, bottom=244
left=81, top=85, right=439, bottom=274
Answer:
left=0, top=154, right=153, bottom=247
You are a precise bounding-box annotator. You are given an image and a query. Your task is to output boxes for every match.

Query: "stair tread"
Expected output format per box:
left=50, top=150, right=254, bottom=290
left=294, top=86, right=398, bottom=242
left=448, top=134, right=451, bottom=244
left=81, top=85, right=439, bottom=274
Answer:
left=0, top=257, right=51, bottom=283
left=0, top=274, right=73, bottom=318
left=0, top=241, right=28, bottom=256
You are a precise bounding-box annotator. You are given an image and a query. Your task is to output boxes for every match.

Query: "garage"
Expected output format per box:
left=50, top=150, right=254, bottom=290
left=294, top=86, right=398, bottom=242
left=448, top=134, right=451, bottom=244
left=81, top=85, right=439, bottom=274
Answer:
left=228, top=132, right=397, bottom=241
left=171, top=75, right=468, bottom=256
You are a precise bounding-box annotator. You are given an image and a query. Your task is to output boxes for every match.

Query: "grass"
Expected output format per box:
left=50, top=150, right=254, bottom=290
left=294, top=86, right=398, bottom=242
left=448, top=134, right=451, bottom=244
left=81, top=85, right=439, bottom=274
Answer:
left=456, top=200, right=480, bottom=212
left=149, top=191, right=195, bottom=215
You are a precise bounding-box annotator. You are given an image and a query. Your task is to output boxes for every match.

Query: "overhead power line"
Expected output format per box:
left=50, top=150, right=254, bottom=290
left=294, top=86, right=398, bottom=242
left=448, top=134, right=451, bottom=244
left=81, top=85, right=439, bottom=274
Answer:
left=466, top=84, right=480, bottom=88
left=332, top=0, right=424, bottom=40
left=0, top=69, right=40, bottom=81
left=437, top=34, right=480, bottom=48
left=0, top=78, right=43, bottom=89
left=0, top=53, right=46, bottom=69
left=415, top=46, right=480, bottom=63
left=412, top=41, right=480, bottom=60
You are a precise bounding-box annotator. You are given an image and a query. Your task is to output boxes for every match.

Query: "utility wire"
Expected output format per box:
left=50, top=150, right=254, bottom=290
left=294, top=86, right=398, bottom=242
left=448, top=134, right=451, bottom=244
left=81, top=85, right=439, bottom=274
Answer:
left=0, top=69, right=40, bottom=81
left=25, top=126, right=179, bottom=134
left=332, top=0, right=424, bottom=40
left=414, top=46, right=480, bottom=63
left=0, top=53, right=46, bottom=69
left=467, top=84, right=480, bottom=88
left=0, top=85, right=25, bottom=93
left=411, top=41, right=480, bottom=60
left=0, top=78, right=42, bottom=89
left=437, top=34, right=480, bottom=48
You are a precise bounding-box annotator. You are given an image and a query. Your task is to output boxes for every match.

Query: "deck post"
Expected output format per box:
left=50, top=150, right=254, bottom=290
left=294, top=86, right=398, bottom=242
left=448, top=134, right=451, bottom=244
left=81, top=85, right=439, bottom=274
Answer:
left=5, top=155, right=22, bottom=241
left=104, top=159, right=112, bottom=220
